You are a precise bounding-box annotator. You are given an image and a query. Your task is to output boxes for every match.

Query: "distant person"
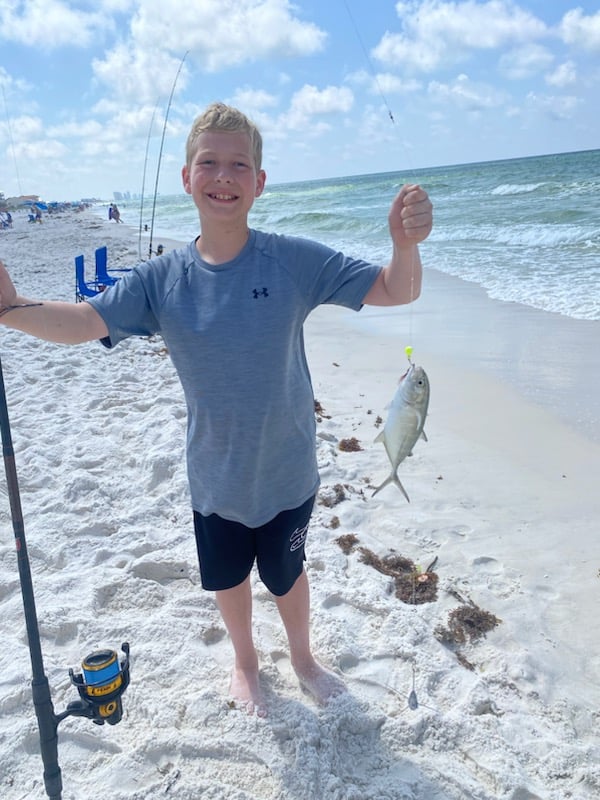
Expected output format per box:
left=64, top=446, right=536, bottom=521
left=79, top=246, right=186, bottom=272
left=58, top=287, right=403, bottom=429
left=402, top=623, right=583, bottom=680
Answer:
left=111, top=204, right=122, bottom=223
left=34, top=206, right=43, bottom=223
left=0, top=102, right=432, bottom=716
left=108, top=204, right=113, bottom=221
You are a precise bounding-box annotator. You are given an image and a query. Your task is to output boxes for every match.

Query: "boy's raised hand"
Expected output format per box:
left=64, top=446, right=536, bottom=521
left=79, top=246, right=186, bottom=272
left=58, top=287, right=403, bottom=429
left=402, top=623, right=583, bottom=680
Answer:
left=388, top=184, right=433, bottom=248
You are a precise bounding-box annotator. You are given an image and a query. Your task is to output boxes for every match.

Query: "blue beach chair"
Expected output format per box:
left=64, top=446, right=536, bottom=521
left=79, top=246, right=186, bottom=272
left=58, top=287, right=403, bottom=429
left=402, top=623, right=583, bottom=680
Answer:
left=95, top=246, right=132, bottom=287
left=94, top=246, right=118, bottom=287
left=74, top=255, right=101, bottom=302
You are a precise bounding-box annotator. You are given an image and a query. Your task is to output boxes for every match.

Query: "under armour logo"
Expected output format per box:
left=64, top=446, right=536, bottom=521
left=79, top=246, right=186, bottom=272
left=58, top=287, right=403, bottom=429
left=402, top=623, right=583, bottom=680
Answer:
left=252, top=287, right=269, bottom=298
left=289, top=522, right=309, bottom=552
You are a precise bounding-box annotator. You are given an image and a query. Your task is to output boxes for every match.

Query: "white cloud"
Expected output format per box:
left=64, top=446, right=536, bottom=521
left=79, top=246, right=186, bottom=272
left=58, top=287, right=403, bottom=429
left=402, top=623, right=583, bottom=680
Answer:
left=373, top=73, right=423, bottom=95
left=546, top=61, right=577, bottom=88
left=373, top=31, right=444, bottom=73
left=428, top=74, right=506, bottom=111
left=0, top=0, right=109, bottom=49
left=8, top=113, right=68, bottom=161
left=126, top=0, right=326, bottom=71
left=284, top=85, right=354, bottom=130
left=376, top=0, right=547, bottom=72
left=89, top=0, right=327, bottom=106
left=92, top=46, right=192, bottom=107
left=499, top=44, right=554, bottom=80
left=18, top=139, right=68, bottom=161
left=526, top=91, right=580, bottom=120
left=560, top=9, right=600, bottom=53
left=347, top=68, right=421, bottom=96
left=0, top=68, right=33, bottom=116
left=5, top=114, right=45, bottom=141
left=229, top=88, right=279, bottom=112
left=47, top=119, right=106, bottom=140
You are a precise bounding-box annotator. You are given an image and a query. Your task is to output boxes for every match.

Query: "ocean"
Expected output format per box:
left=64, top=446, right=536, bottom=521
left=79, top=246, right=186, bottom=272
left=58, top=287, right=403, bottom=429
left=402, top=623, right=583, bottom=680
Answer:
left=107, top=148, right=600, bottom=323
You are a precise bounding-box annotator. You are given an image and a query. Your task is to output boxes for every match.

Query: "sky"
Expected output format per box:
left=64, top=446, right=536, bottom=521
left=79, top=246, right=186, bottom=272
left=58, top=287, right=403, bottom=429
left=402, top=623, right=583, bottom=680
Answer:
left=0, top=0, right=599, bottom=201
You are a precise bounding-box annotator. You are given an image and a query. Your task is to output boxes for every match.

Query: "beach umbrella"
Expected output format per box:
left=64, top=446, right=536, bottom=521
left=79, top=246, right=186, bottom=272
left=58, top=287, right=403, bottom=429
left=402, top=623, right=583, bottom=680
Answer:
left=20, top=201, right=48, bottom=210
left=0, top=356, right=63, bottom=799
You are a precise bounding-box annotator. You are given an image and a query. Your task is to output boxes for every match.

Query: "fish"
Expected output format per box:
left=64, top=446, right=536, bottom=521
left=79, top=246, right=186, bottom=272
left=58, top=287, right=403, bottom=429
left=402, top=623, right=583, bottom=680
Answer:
left=372, top=363, right=430, bottom=502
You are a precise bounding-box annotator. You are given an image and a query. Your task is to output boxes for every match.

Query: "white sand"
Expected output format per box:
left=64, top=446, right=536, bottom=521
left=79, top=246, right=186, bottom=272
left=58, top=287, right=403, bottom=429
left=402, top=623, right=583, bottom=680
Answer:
left=0, top=210, right=599, bottom=799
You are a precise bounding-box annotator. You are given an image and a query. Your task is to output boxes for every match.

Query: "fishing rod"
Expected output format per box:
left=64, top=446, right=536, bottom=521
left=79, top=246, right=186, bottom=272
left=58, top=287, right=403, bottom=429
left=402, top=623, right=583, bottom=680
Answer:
left=147, top=51, right=189, bottom=261
left=138, top=101, right=159, bottom=261
left=0, top=354, right=131, bottom=800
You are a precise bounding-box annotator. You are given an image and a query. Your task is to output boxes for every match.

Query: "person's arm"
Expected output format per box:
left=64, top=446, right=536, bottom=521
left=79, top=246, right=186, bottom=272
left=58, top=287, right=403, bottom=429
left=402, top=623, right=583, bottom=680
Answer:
left=0, top=259, right=108, bottom=344
left=362, top=184, right=432, bottom=307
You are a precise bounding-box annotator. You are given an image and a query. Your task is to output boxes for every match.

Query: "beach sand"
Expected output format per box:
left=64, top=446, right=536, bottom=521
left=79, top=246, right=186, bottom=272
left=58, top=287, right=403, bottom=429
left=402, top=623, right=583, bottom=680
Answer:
left=0, top=210, right=598, bottom=799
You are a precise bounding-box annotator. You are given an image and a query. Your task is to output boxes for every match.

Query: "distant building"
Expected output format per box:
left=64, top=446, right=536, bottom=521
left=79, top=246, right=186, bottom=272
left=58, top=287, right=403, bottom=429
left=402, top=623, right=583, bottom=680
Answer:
left=3, top=194, right=41, bottom=210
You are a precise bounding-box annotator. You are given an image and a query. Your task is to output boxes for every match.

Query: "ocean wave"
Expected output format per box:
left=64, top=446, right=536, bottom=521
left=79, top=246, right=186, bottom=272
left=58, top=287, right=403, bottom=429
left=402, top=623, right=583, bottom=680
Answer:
left=428, top=248, right=600, bottom=320
left=491, top=183, right=546, bottom=196
left=433, top=223, right=599, bottom=248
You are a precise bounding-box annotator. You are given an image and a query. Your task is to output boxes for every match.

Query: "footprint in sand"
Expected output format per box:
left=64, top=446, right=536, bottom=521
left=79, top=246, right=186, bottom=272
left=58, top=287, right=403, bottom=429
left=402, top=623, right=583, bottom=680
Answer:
left=145, top=455, right=177, bottom=491
left=471, top=555, right=522, bottom=598
left=38, top=616, right=79, bottom=645
left=320, top=590, right=388, bottom=617
left=129, top=557, right=192, bottom=584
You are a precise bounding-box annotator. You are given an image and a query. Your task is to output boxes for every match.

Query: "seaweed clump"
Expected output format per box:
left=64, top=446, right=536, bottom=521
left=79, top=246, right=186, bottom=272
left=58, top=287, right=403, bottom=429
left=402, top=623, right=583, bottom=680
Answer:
left=435, top=603, right=501, bottom=647
left=358, top=548, right=439, bottom=604
left=319, top=484, right=347, bottom=508
left=334, top=533, right=360, bottom=554
left=339, top=437, right=362, bottom=452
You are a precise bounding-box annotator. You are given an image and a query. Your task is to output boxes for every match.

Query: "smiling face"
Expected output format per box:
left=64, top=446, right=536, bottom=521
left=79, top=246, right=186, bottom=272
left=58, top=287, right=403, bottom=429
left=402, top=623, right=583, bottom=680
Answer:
left=182, top=130, right=266, bottom=228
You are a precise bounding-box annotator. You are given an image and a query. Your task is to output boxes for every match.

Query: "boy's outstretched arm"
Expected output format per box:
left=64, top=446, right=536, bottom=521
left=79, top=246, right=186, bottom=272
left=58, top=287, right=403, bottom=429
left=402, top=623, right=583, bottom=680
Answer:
left=0, top=259, right=108, bottom=344
left=362, top=184, right=432, bottom=307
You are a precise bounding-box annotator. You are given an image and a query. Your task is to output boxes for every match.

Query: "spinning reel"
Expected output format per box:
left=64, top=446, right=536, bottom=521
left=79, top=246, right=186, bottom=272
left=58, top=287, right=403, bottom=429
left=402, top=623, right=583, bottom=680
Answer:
left=57, top=642, right=131, bottom=726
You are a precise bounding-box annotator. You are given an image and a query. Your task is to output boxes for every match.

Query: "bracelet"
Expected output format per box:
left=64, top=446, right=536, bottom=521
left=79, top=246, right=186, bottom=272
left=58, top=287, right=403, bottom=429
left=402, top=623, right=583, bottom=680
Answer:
left=0, top=303, right=44, bottom=318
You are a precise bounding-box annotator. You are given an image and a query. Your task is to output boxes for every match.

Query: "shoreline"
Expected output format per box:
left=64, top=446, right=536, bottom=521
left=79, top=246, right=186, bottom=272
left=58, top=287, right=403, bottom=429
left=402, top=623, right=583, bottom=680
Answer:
left=356, top=265, right=600, bottom=445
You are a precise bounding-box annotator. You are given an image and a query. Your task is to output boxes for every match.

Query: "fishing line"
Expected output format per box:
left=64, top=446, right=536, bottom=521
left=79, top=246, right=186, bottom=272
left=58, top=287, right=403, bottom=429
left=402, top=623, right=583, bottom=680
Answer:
left=340, top=0, right=419, bottom=365
left=340, top=0, right=395, bottom=124
left=340, top=3, right=430, bottom=713
left=147, top=51, right=189, bottom=261
left=405, top=242, right=418, bottom=366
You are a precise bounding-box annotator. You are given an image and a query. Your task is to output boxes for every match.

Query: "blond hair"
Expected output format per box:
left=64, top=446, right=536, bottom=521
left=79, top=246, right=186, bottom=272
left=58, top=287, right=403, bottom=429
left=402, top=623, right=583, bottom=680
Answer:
left=185, top=102, right=263, bottom=170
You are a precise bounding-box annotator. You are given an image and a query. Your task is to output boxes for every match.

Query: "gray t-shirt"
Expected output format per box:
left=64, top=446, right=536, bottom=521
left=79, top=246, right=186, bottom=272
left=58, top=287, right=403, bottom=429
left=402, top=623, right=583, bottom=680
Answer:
left=89, top=229, right=381, bottom=526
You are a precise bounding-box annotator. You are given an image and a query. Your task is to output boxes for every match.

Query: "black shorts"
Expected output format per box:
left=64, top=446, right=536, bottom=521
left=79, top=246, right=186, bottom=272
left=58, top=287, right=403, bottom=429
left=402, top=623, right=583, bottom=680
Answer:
left=193, top=495, right=315, bottom=596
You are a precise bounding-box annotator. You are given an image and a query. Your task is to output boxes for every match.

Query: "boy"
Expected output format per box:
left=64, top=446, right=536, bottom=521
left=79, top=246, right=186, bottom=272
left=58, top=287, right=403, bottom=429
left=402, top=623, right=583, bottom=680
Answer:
left=0, top=103, right=432, bottom=716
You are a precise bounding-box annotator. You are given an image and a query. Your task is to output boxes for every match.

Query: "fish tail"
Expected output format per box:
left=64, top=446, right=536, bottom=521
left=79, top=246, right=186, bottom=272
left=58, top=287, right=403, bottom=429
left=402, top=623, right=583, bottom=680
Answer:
left=371, top=472, right=411, bottom=503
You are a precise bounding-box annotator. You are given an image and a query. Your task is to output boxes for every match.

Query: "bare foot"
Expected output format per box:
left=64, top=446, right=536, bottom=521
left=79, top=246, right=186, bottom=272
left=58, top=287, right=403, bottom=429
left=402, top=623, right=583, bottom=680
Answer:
left=229, top=664, right=268, bottom=718
left=293, top=659, right=347, bottom=705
